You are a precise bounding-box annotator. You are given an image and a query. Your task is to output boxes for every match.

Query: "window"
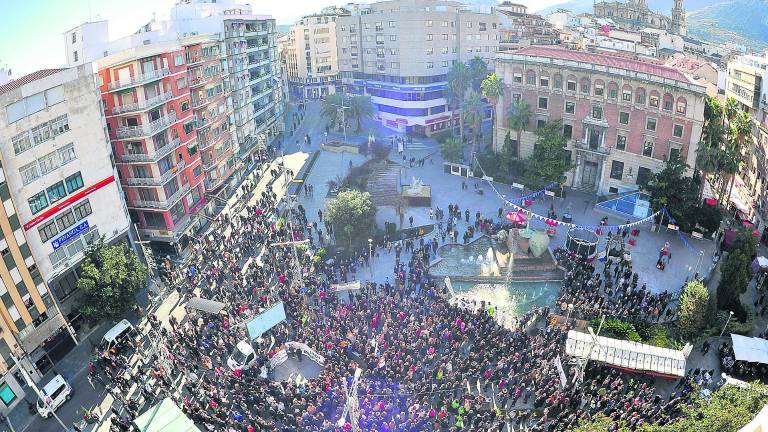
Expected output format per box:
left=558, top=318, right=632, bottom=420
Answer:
left=184, top=122, right=195, bottom=134
left=591, top=106, right=603, bottom=120
left=28, top=192, right=48, bottom=214
left=174, top=55, right=184, bottom=66
left=20, top=162, right=40, bottom=186
left=176, top=77, right=186, bottom=89
left=442, top=34, right=448, bottom=40
left=581, top=81, right=590, bottom=94
left=673, top=124, right=684, bottom=138
left=619, top=112, right=629, bottom=125
left=670, top=147, right=681, bottom=161
left=539, top=77, right=549, bottom=87
left=392, top=62, right=400, bottom=68
left=608, top=89, right=617, bottom=99
left=566, top=80, right=576, bottom=91
left=663, top=99, right=673, bottom=111
left=426, top=48, right=433, bottom=55
left=441, top=47, right=448, bottom=54
left=38, top=220, right=59, bottom=243
left=565, top=101, right=575, bottom=114
left=643, top=140, right=654, bottom=157
left=426, top=62, right=434, bottom=69
left=526, top=73, right=536, bottom=85
left=513, top=74, right=522, bottom=83
left=426, top=34, right=433, bottom=41
left=56, top=209, right=77, bottom=231
left=389, top=21, right=395, bottom=28
left=622, top=90, right=632, bottom=102
left=0, top=384, right=17, bottom=407
left=616, top=135, right=627, bottom=150
left=676, top=101, right=686, bottom=115
left=646, top=117, right=657, bottom=132
left=73, top=199, right=92, bottom=220
left=554, top=77, right=562, bottom=89
left=442, top=61, right=448, bottom=68
left=538, top=97, right=548, bottom=110
left=38, top=152, right=59, bottom=175
left=637, top=167, right=652, bottom=186
left=73, top=51, right=78, bottom=62
left=65, top=172, right=84, bottom=193
left=46, top=182, right=66, bottom=204
left=71, top=32, right=76, bottom=44
left=426, top=20, right=433, bottom=27
left=181, top=101, right=190, bottom=112
left=12, top=133, right=32, bottom=155
left=594, top=85, right=604, bottom=97
left=537, top=119, right=546, bottom=129
left=390, top=35, right=396, bottom=41
left=563, top=124, right=573, bottom=139
left=649, top=95, right=659, bottom=108
left=58, top=143, right=76, bottom=165
left=610, top=160, right=624, bottom=180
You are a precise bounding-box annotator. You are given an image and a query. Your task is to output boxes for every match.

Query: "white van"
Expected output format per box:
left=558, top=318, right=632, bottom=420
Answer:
left=227, top=340, right=257, bottom=371
left=36, top=375, right=72, bottom=418
left=99, top=319, right=137, bottom=353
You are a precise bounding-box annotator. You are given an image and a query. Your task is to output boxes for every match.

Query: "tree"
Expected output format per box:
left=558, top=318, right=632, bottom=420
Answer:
left=642, top=154, right=701, bottom=232
left=348, top=95, right=374, bottom=132
left=440, top=136, right=463, bottom=163
left=77, top=240, right=148, bottom=322
left=677, top=280, right=710, bottom=338
left=723, top=110, right=752, bottom=200
left=520, top=120, right=571, bottom=189
left=481, top=73, right=505, bottom=152
left=498, top=132, right=518, bottom=176
left=467, top=56, right=489, bottom=91
left=447, top=62, right=470, bottom=142
left=462, top=90, right=485, bottom=165
left=326, top=190, right=377, bottom=249
left=717, top=229, right=756, bottom=318
left=507, top=100, right=531, bottom=159
left=320, top=92, right=345, bottom=131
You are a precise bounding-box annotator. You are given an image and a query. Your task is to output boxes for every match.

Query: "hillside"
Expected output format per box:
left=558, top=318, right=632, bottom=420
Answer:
left=534, top=0, right=721, bottom=15
left=687, top=0, right=768, bottom=50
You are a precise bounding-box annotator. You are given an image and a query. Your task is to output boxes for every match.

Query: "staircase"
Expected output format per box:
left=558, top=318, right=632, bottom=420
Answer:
left=367, top=161, right=402, bottom=206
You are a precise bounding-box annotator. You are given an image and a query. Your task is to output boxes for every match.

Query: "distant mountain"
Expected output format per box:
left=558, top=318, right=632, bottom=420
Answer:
left=534, top=0, right=722, bottom=16
left=687, top=0, right=768, bottom=50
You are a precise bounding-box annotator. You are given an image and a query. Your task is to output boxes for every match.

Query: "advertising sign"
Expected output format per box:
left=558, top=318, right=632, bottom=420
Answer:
left=52, top=220, right=89, bottom=250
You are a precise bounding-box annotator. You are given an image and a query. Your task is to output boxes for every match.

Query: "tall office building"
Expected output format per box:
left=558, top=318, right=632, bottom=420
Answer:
left=65, top=0, right=282, bottom=249
left=336, top=0, right=499, bottom=135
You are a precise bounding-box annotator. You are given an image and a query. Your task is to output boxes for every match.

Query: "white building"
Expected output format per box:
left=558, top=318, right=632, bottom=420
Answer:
left=0, top=66, right=132, bottom=315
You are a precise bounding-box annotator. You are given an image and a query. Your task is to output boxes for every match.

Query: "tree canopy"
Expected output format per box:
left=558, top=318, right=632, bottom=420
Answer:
left=520, top=120, right=571, bottom=189
left=326, top=190, right=377, bottom=248
left=677, top=280, right=709, bottom=338
left=717, top=229, right=757, bottom=319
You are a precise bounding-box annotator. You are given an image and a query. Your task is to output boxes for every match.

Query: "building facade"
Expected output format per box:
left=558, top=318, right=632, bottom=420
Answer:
left=495, top=2, right=558, bottom=52
left=282, top=8, right=346, bottom=99
left=336, top=0, right=499, bottom=135
left=594, top=0, right=686, bottom=35
left=0, top=66, right=132, bottom=321
left=494, top=46, right=705, bottom=195
left=725, top=53, right=768, bottom=225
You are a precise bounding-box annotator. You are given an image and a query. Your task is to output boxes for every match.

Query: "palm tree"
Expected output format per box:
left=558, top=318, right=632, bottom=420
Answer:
left=462, top=90, right=485, bottom=166
left=724, top=96, right=740, bottom=124
left=695, top=139, right=720, bottom=199
left=447, top=62, right=470, bottom=142
left=467, top=56, right=489, bottom=91
left=481, top=73, right=505, bottom=152
left=723, top=110, right=753, bottom=202
left=507, top=100, right=531, bottom=159
left=320, top=92, right=345, bottom=131
left=349, top=95, right=374, bottom=132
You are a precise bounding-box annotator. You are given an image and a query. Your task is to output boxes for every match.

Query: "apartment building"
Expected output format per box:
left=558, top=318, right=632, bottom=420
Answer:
left=494, top=46, right=706, bottom=195
left=336, top=0, right=500, bottom=135
left=96, top=42, right=205, bottom=250
left=494, top=2, right=558, bottom=52
left=0, top=67, right=131, bottom=320
left=725, top=53, right=768, bottom=225
left=66, top=0, right=283, bottom=248
left=282, top=7, right=347, bottom=99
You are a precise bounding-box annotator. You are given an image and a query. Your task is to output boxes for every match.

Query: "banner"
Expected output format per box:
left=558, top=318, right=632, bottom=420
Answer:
left=330, top=280, right=361, bottom=293
left=269, top=341, right=325, bottom=368
left=554, top=355, right=568, bottom=388
left=247, top=302, right=287, bottom=340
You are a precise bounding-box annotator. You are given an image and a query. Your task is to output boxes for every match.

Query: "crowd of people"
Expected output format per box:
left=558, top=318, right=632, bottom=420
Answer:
left=82, top=149, right=713, bottom=432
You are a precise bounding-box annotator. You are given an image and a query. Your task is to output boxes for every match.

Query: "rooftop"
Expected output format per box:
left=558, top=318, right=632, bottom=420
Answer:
left=0, top=69, right=64, bottom=97
left=514, top=46, right=691, bottom=82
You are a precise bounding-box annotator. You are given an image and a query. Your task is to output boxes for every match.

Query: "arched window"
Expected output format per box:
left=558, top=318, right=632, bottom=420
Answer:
left=675, top=96, right=688, bottom=115
left=621, top=84, right=633, bottom=102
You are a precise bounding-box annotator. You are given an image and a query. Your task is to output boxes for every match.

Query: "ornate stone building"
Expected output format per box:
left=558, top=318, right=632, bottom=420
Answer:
left=594, top=0, right=686, bottom=35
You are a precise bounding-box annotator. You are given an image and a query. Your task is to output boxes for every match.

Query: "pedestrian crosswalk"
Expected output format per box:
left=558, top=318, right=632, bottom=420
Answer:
left=385, top=134, right=432, bottom=152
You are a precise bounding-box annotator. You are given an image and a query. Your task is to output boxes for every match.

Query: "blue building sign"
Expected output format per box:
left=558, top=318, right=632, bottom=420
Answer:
left=52, top=220, right=89, bottom=250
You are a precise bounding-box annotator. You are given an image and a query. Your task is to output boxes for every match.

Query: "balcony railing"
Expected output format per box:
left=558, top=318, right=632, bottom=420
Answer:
left=132, top=184, right=190, bottom=210
left=575, top=139, right=612, bottom=155
left=108, top=68, right=170, bottom=91
left=116, top=111, right=177, bottom=139
left=125, top=163, right=184, bottom=186
left=120, top=138, right=180, bottom=163
left=199, top=131, right=231, bottom=152
left=112, top=92, right=174, bottom=115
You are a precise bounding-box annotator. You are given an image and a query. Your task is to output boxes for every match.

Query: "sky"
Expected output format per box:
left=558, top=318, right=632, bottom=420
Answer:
left=0, top=0, right=562, bottom=76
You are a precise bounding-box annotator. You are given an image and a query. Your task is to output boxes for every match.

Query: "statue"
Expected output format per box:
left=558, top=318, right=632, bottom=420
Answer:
left=408, top=177, right=425, bottom=194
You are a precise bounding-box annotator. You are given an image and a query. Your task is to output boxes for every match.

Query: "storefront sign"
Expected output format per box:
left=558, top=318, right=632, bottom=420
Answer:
left=51, top=220, right=89, bottom=250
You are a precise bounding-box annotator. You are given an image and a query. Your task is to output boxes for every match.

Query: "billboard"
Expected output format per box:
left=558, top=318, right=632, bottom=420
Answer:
left=246, top=302, right=286, bottom=340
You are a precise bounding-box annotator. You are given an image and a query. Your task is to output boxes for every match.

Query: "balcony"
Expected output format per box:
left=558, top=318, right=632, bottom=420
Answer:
left=199, top=130, right=231, bottom=152
left=112, top=92, right=174, bottom=115
left=187, top=56, right=203, bottom=66
left=108, top=68, right=170, bottom=91
left=132, top=184, right=190, bottom=210
left=575, top=139, right=612, bottom=156
left=120, top=138, right=180, bottom=163
left=189, top=75, right=211, bottom=88
left=116, top=112, right=177, bottom=139
left=125, top=163, right=184, bottom=186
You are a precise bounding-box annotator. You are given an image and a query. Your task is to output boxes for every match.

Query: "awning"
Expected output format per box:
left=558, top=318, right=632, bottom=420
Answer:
left=731, top=334, right=768, bottom=364
left=185, top=297, right=225, bottom=314
left=565, top=330, right=688, bottom=377
left=134, top=398, right=200, bottom=432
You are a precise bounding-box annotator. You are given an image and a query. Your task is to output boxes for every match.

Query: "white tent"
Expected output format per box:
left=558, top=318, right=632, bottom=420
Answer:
left=565, top=330, right=688, bottom=378
left=731, top=334, right=768, bottom=364
left=134, top=398, right=200, bottom=432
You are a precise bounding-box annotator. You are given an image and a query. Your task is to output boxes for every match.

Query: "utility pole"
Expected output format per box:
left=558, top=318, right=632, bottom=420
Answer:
left=337, top=368, right=363, bottom=432
left=12, top=355, right=68, bottom=432
left=575, top=316, right=605, bottom=388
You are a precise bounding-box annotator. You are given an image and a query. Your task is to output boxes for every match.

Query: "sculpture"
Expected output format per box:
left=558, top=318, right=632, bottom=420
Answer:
left=408, top=177, right=425, bottom=194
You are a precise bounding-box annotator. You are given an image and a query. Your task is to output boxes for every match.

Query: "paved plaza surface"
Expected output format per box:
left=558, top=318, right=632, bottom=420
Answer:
left=12, top=101, right=730, bottom=432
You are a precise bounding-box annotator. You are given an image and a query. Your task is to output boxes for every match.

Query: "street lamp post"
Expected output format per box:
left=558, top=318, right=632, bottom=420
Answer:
left=720, top=311, right=735, bottom=338
left=12, top=355, right=68, bottom=432
left=565, top=303, right=574, bottom=324
left=368, top=238, right=373, bottom=278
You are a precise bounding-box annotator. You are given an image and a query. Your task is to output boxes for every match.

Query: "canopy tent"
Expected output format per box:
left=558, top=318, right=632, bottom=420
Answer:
left=752, top=257, right=768, bottom=274
left=731, top=334, right=768, bottom=364
left=185, top=297, right=225, bottom=315
left=565, top=330, right=688, bottom=378
left=134, top=398, right=200, bottom=432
